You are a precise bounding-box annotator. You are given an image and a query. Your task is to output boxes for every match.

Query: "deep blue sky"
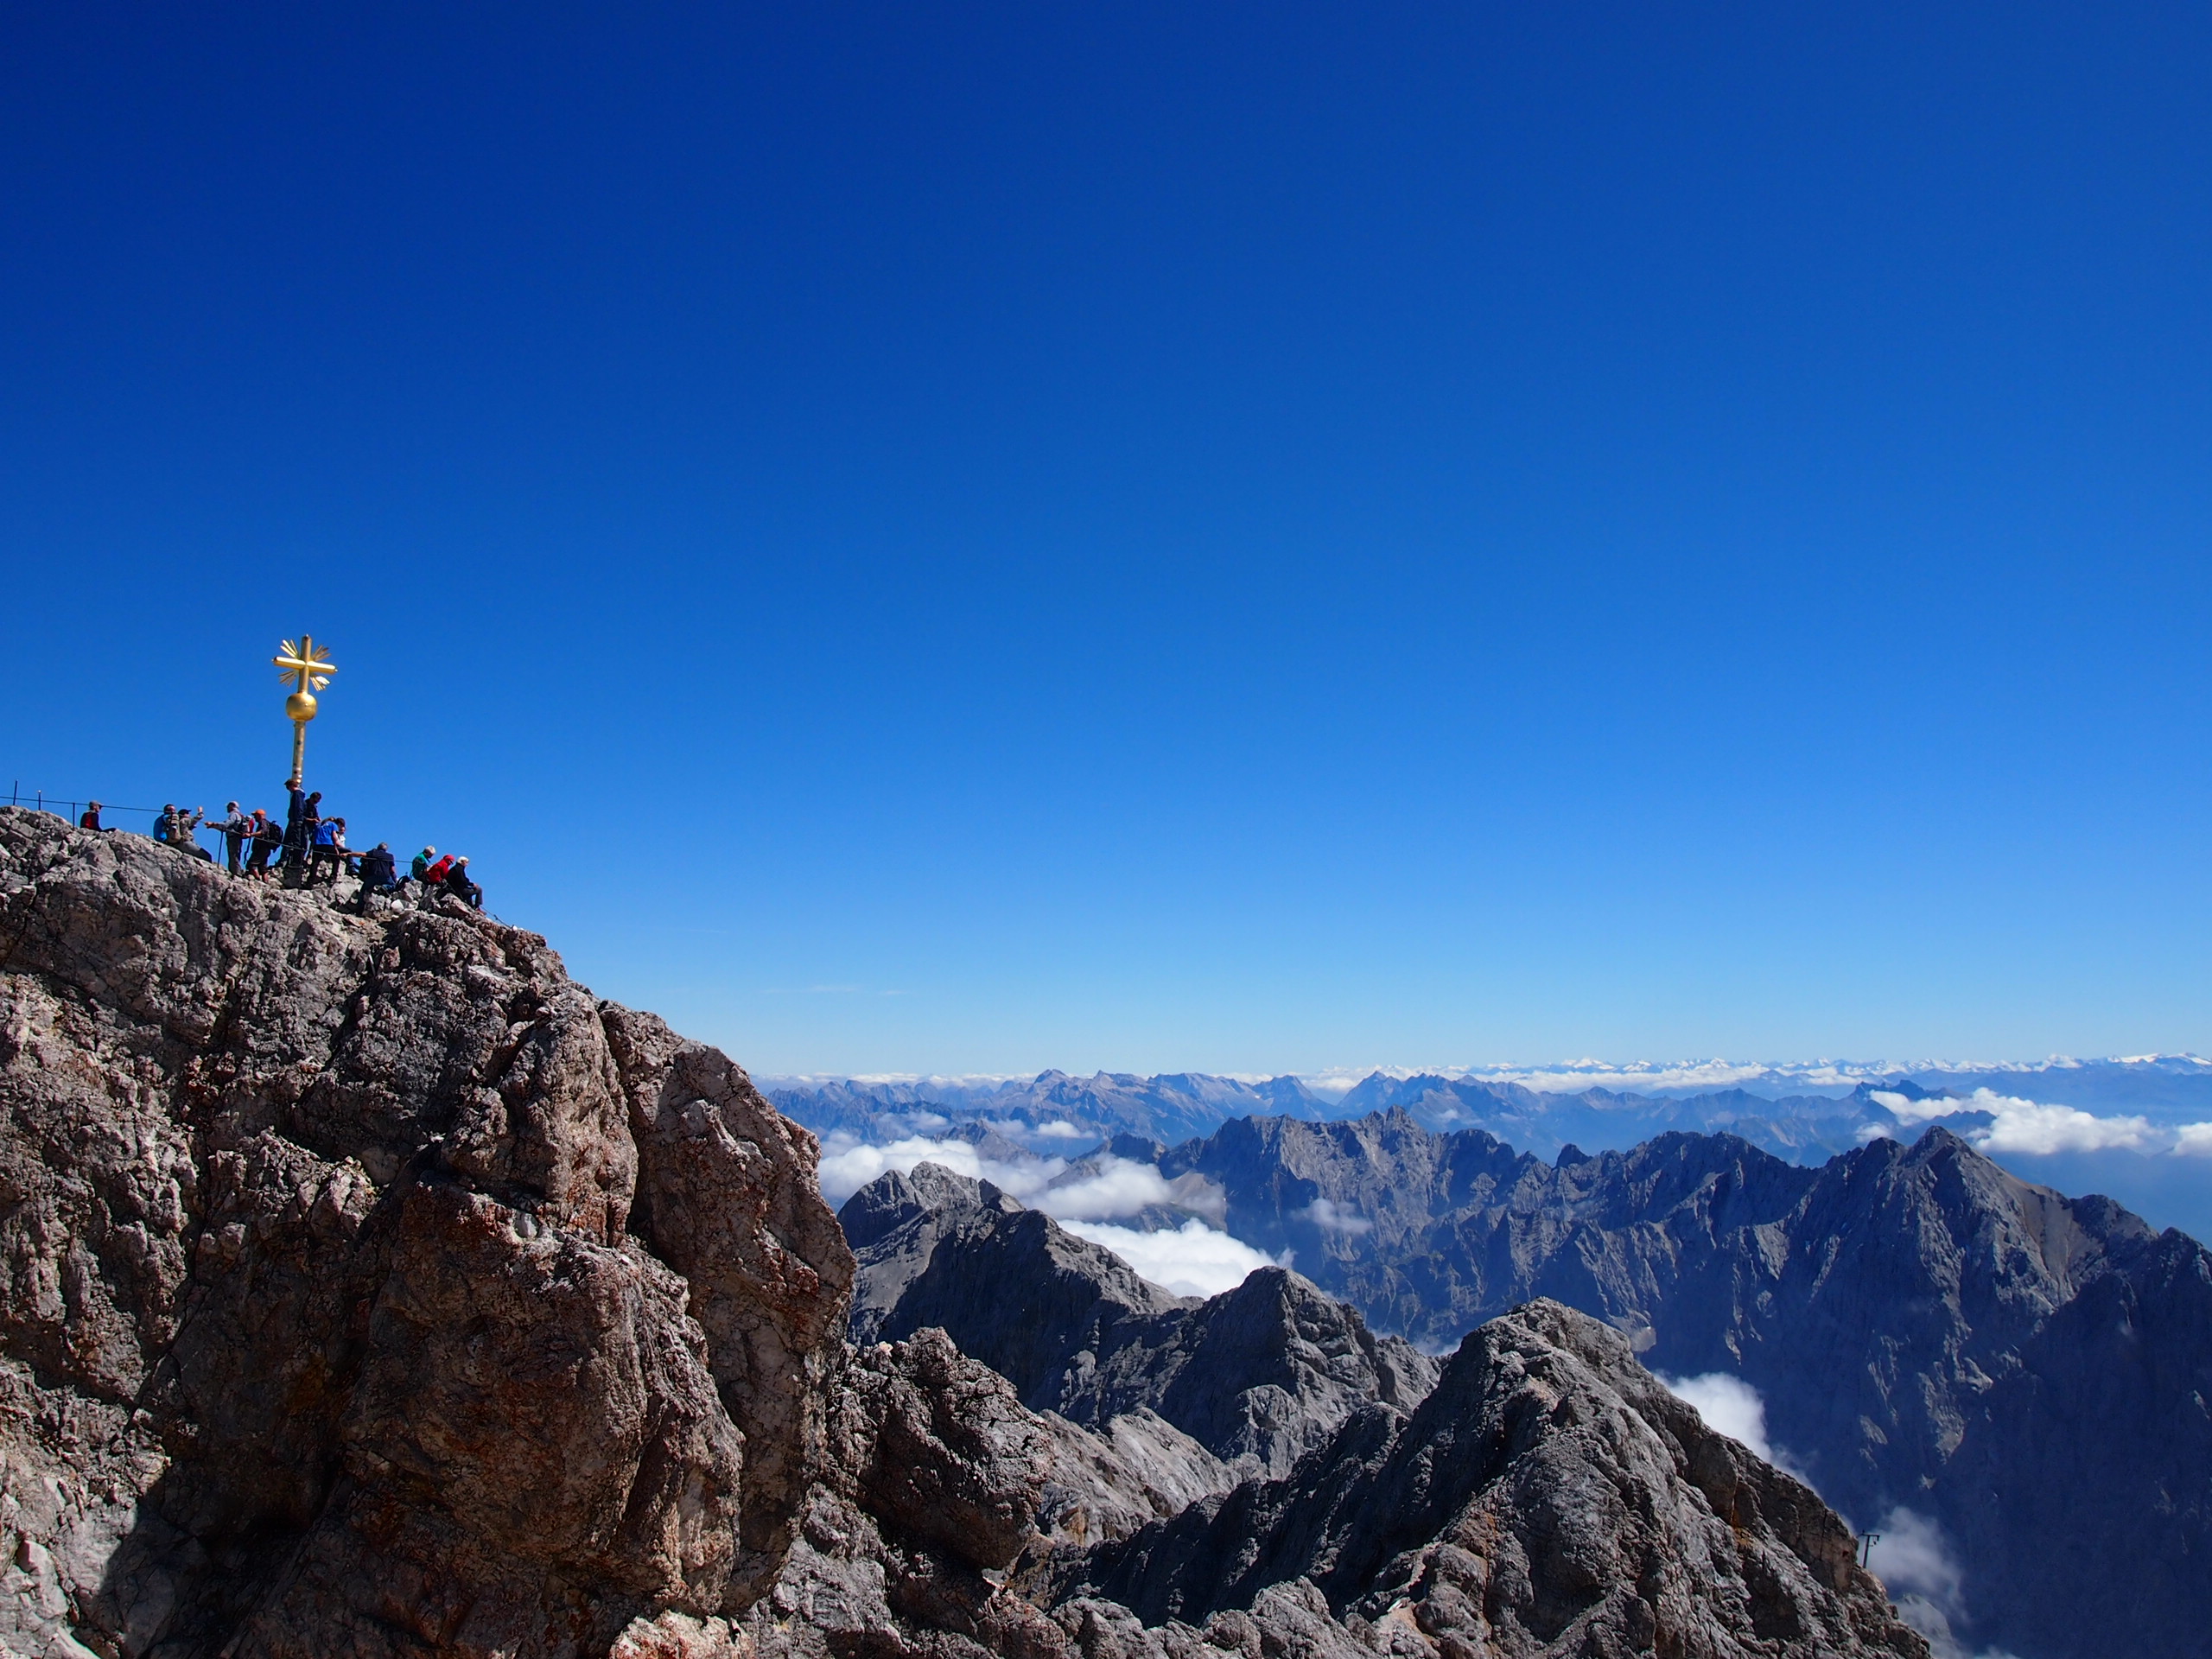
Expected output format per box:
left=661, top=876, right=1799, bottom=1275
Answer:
left=5, top=3, right=2210, bottom=1076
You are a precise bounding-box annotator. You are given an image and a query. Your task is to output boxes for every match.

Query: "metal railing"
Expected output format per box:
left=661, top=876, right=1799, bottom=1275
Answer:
left=6, top=781, right=498, bottom=920
left=6, top=784, right=168, bottom=827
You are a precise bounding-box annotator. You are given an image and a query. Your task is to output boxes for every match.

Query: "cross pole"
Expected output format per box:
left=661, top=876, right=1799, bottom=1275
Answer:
left=273, top=634, right=337, bottom=786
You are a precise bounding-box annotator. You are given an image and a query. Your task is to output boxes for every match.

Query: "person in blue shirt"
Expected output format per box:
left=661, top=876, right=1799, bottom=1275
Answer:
left=308, top=813, right=346, bottom=887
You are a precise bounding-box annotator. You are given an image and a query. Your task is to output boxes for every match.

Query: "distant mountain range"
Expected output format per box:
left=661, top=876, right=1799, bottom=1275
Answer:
left=839, top=1116, right=2212, bottom=1659
left=765, top=1069, right=1334, bottom=1147
left=1151, top=1114, right=2212, bottom=1659
left=766, top=1060, right=2212, bottom=1239
left=838, top=1160, right=1927, bottom=1659
left=766, top=1056, right=2212, bottom=1155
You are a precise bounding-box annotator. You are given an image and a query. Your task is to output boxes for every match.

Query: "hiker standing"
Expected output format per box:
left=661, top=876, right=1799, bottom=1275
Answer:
left=283, top=789, right=320, bottom=880
left=219, top=801, right=250, bottom=874
left=245, top=810, right=279, bottom=877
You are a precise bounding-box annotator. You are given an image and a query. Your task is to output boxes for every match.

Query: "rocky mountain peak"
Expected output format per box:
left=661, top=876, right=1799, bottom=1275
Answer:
left=1049, top=1299, right=1928, bottom=1659
left=0, top=808, right=855, bottom=1653
left=0, top=809, right=1947, bottom=1659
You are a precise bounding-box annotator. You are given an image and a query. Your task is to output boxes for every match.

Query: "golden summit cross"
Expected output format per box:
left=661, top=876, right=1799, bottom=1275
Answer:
left=273, top=634, right=337, bottom=785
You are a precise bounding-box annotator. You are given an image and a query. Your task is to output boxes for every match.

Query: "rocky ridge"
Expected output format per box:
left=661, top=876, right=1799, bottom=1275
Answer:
left=1048, top=1300, right=1927, bottom=1659
left=0, top=810, right=1929, bottom=1659
left=0, top=805, right=855, bottom=1655
left=841, top=1165, right=1438, bottom=1481
left=1160, top=1109, right=2212, bottom=1659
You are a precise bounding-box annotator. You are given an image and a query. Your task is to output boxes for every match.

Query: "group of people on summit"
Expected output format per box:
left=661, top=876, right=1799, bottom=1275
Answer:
left=76, top=781, right=482, bottom=912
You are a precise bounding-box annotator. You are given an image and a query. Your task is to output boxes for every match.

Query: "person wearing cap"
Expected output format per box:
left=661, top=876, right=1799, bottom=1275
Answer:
left=443, top=855, right=482, bottom=909
left=79, top=801, right=103, bottom=831
left=245, top=810, right=279, bottom=877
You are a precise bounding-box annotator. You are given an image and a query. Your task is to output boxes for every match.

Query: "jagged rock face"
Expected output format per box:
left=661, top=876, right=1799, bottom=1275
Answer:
left=1161, top=1111, right=2212, bottom=1659
left=0, top=809, right=854, bottom=1656
left=748, top=1328, right=1073, bottom=1659
left=604, top=1007, right=855, bottom=1599
left=0, top=810, right=1942, bottom=1659
left=842, top=1167, right=1438, bottom=1482
left=1052, top=1301, right=1928, bottom=1659
left=1031, top=1410, right=1235, bottom=1549
left=842, top=1166, right=1187, bottom=1371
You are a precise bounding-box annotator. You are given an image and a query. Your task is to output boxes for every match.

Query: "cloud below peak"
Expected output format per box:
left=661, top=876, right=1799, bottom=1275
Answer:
left=1060, top=1217, right=1283, bottom=1300
left=1869, top=1088, right=2156, bottom=1155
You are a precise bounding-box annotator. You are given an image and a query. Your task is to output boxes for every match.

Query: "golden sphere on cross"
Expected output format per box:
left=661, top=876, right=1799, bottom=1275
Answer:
left=273, top=634, right=337, bottom=785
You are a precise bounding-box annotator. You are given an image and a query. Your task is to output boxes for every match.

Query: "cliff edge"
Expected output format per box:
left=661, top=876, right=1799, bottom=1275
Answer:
left=0, top=809, right=1931, bottom=1659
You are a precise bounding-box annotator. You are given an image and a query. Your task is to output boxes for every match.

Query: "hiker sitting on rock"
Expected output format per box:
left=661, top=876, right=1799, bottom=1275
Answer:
left=353, top=842, right=401, bottom=911
left=79, top=800, right=102, bottom=831
left=443, top=855, right=482, bottom=909
left=158, top=805, right=211, bottom=860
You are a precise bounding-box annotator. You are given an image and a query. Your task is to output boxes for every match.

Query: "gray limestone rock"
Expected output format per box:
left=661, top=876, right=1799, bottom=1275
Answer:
left=604, top=1004, right=858, bottom=1600
left=1052, top=1300, right=1929, bottom=1659
left=1032, top=1410, right=1235, bottom=1548
left=0, top=809, right=1961, bottom=1659
left=1161, top=1109, right=2212, bottom=1658
left=0, top=808, right=849, bottom=1656
left=841, top=1168, right=1437, bottom=1481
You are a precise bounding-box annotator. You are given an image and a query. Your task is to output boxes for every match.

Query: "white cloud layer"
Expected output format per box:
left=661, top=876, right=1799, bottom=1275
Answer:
left=2174, top=1122, right=2212, bottom=1157
left=1037, top=1156, right=1178, bottom=1222
left=1869, top=1089, right=2156, bottom=1155
left=816, top=1134, right=1066, bottom=1205
left=1302, top=1198, right=1373, bottom=1236
left=1865, top=1506, right=1965, bottom=1619
left=1059, top=1217, right=1283, bottom=1299
left=817, top=1131, right=1232, bottom=1226
left=816, top=1140, right=1246, bottom=1287
left=1660, top=1372, right=1775, bottom=1463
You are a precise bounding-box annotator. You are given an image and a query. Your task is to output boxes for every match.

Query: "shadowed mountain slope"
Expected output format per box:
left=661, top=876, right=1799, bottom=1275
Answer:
left=1160, top=1109, right=2212, bottom=1659
left=1046, top=1300, right=1927, bottom=1659
left=842, top=1164, right=1438, bottom=1482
